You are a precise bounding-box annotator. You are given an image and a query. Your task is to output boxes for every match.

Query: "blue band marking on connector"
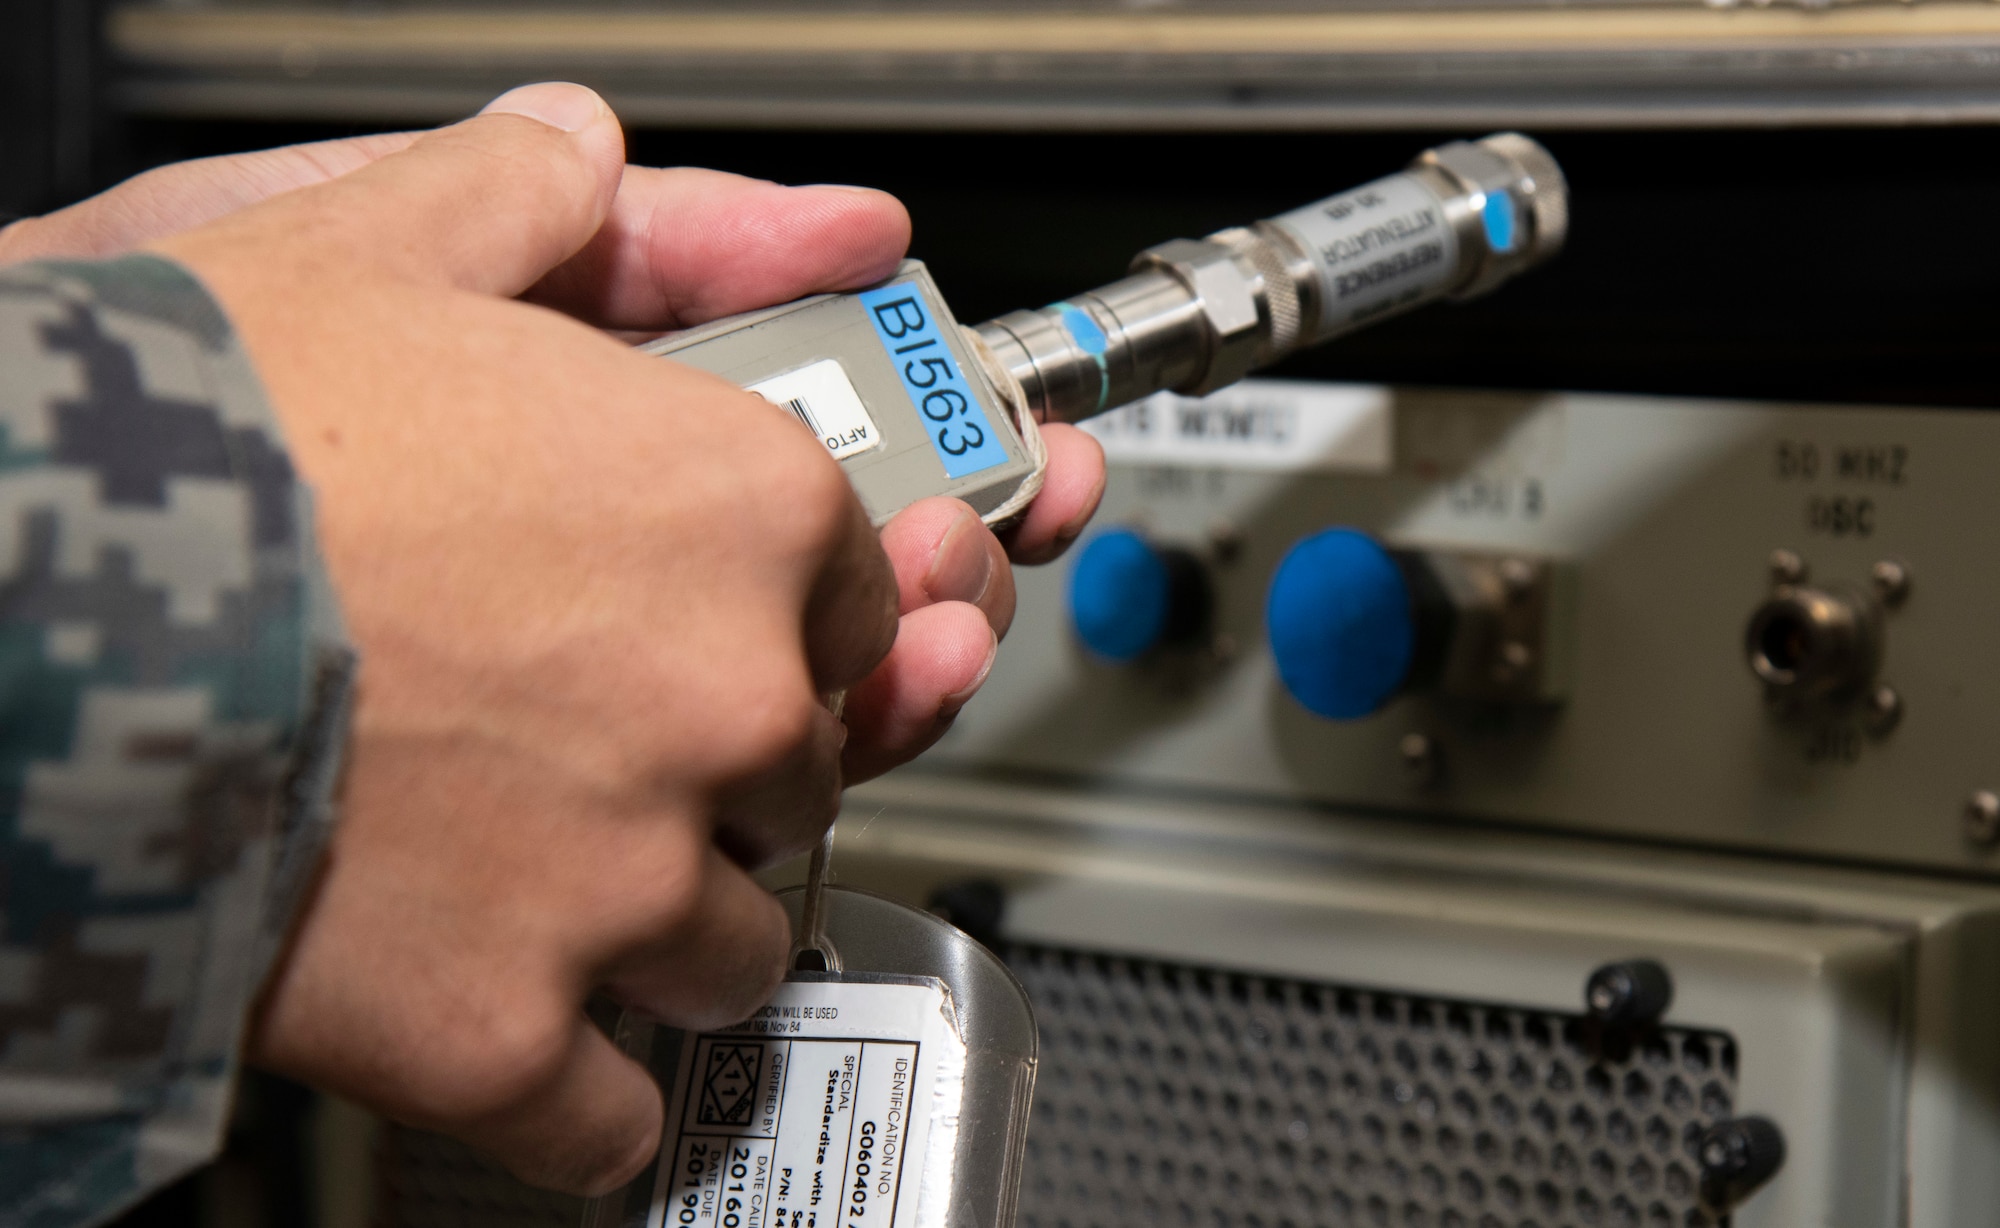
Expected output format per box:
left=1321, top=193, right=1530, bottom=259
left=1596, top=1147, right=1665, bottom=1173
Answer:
left=858, top=282, right=1009, bottom=480
left=1056, top=303, right=1112, bottom=411
left=1059, top=305, right=1108, bottom=354
left=1481, top=190, right=1518, bottom=253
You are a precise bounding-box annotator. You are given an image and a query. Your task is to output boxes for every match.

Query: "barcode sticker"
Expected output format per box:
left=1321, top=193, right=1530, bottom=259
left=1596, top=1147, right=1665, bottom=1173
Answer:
left=748, top=359, right=885, bottom=461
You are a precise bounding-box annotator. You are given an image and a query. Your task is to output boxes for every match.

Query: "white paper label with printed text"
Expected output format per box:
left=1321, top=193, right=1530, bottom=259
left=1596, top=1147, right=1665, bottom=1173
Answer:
left=646, top=978, right=962, bottom=1228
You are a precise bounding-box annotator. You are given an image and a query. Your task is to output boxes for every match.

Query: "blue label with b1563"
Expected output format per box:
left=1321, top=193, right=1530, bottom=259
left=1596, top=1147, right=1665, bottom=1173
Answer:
left=858, top=283, right=1009, bottom=480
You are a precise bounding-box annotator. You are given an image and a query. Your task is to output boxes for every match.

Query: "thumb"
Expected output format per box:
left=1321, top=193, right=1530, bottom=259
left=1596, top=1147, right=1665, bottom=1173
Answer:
left=0, top=131, right=421, bottom=264
left=161, top=82, right=627, bottom=298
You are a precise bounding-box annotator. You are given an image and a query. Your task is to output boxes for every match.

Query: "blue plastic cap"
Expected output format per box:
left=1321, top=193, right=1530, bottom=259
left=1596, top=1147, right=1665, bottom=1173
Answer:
left=1265, top=528, right=1415, bottom=719
left=1068, top=529, right=1170, bottom=662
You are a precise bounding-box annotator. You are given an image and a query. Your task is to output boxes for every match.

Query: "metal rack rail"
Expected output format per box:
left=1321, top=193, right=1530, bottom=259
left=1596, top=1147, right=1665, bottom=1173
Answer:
left=107, top=1, right=2000, bottom=130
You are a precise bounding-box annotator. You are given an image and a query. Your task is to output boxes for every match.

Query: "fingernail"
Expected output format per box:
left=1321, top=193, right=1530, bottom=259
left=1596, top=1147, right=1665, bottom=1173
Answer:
left=1036, top=513, right=1091, bottom=564
left=925, top=512, right=995, bottom=609
left=800, top=183, right=882, bottom=195
left=480, top=82, right=606, bottom=132
left=939, top=630, right=1000, bottom=718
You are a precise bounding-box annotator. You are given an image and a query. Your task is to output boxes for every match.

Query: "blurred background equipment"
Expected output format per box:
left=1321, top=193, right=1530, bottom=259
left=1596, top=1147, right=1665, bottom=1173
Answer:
left=90, top=0, right=2000, bottom=130
left=9, top=3, right=2000, bottom=1227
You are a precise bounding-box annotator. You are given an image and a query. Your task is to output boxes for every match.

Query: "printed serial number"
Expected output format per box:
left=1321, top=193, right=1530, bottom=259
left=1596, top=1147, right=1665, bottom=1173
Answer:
left=858, top=283, right=1008, bottom=479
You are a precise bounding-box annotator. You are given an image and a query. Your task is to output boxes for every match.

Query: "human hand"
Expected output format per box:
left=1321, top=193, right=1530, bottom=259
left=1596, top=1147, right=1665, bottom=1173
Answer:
left=0, top=94, right=1106, bottom=774
left=136, top=84, right=1100, bottom=1195
left=0, top=103, right=1107, bottom=574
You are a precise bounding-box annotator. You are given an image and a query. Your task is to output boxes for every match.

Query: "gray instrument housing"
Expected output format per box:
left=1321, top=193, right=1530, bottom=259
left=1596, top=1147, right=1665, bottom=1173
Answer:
left=643, top=260, right=1035, bottom=525
left=806, top=772, right=2000, bottom=1228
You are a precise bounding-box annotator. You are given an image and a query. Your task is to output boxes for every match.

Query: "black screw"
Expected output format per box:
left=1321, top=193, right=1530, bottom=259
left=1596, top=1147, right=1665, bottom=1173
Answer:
left=1584, top=959, right=1673, bottom=1026
left=1698, top=1116, right=1786, bottom=1211
left=924, top=878, right=1006, bottom=951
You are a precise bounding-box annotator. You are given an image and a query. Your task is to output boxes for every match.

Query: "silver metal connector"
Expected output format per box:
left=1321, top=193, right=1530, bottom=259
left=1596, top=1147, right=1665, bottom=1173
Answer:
left=976, top=133, right=1568, bottom=424
left=1745, top=584, right=1885, bottom=702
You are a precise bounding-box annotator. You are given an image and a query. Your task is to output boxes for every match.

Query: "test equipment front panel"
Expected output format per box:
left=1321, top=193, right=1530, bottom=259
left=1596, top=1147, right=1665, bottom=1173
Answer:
left=814, top=383, right=2000, bottom=1228
left=933, top=387, right=2000, bottom=876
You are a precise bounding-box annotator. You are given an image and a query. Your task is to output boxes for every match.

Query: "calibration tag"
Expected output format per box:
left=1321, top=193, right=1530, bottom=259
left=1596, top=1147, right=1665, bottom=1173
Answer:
left=645, top=977, right=967, bottom=1228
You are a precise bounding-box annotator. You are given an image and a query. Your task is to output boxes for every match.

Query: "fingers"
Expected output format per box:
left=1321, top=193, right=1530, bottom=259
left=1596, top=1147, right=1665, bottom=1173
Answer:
left=879, top=497, right=1016, bottom=635
left=527, top=167, right=911, bottom=331
left=600, top=845, right=793, bottom=1028
left=152, top=82, right=627, bottom=297
left=0, top=131, right=420, bottom=264
left=840, top=601, right=998, bottom=784
left=1004, top=423, right=1108, bottom=565
left=467, top=857, right=790, bottom=1195
left=3, top=98, right=908, bottom=338
left=455, top=1020, right=664, bottom=1197
left=800, top=484, right=902, bottom=696
left=710, top=702, right=848, bottom=869
left=827, top=499, right=1013, bottom=785
left=16, top=83, right=909, bottom=332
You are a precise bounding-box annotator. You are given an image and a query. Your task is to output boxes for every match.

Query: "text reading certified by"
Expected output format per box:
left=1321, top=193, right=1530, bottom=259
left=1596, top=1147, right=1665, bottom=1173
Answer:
left=647, top=978, right=966, bottom=1228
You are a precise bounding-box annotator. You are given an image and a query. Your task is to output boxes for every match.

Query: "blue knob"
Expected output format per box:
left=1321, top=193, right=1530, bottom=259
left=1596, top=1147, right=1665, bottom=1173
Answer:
left=1068, top=529, right=1176, bottom=662
left=1266, top=528, right=1415, bottom=719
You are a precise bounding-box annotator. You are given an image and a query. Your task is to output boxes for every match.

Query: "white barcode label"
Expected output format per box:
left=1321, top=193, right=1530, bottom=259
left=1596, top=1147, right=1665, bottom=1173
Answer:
left=748, top=359, right=885, bottom=461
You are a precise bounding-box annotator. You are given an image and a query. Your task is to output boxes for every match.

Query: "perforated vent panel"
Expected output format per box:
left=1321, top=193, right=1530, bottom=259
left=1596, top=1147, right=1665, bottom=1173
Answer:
left=1008, top=945, right=1740, bottom=1228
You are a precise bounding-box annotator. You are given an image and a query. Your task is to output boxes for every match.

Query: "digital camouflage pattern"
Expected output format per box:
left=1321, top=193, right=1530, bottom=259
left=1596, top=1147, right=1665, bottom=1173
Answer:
left=0, top=256, right=350, bottom=1228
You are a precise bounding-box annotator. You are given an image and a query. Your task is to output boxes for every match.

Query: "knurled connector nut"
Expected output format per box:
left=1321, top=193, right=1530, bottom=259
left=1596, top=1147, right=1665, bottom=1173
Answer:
left=1424, top=141, right=1521, bottom=208
left=1132, top=237, right=1266, bottom=394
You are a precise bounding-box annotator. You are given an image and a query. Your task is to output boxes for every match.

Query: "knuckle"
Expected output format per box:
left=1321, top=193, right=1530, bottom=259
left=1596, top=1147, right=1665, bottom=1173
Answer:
left=607, top=888, right=790, bottom=1032
left=630, top=854, right=709, bottom=944
left=587, top=822, right=710, bottom=948
left=683, top=899, right=790, bottom=1030
left=761, top=435, right=855, bottom=552
left=715, top=683, right=822, bottom=779
left=419, top=1001, right=575, bottom=1125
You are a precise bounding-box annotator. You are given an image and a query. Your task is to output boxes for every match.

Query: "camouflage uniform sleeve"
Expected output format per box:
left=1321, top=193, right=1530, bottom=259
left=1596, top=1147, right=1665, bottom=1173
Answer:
left=0, top=255, right=354, bottom=1228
